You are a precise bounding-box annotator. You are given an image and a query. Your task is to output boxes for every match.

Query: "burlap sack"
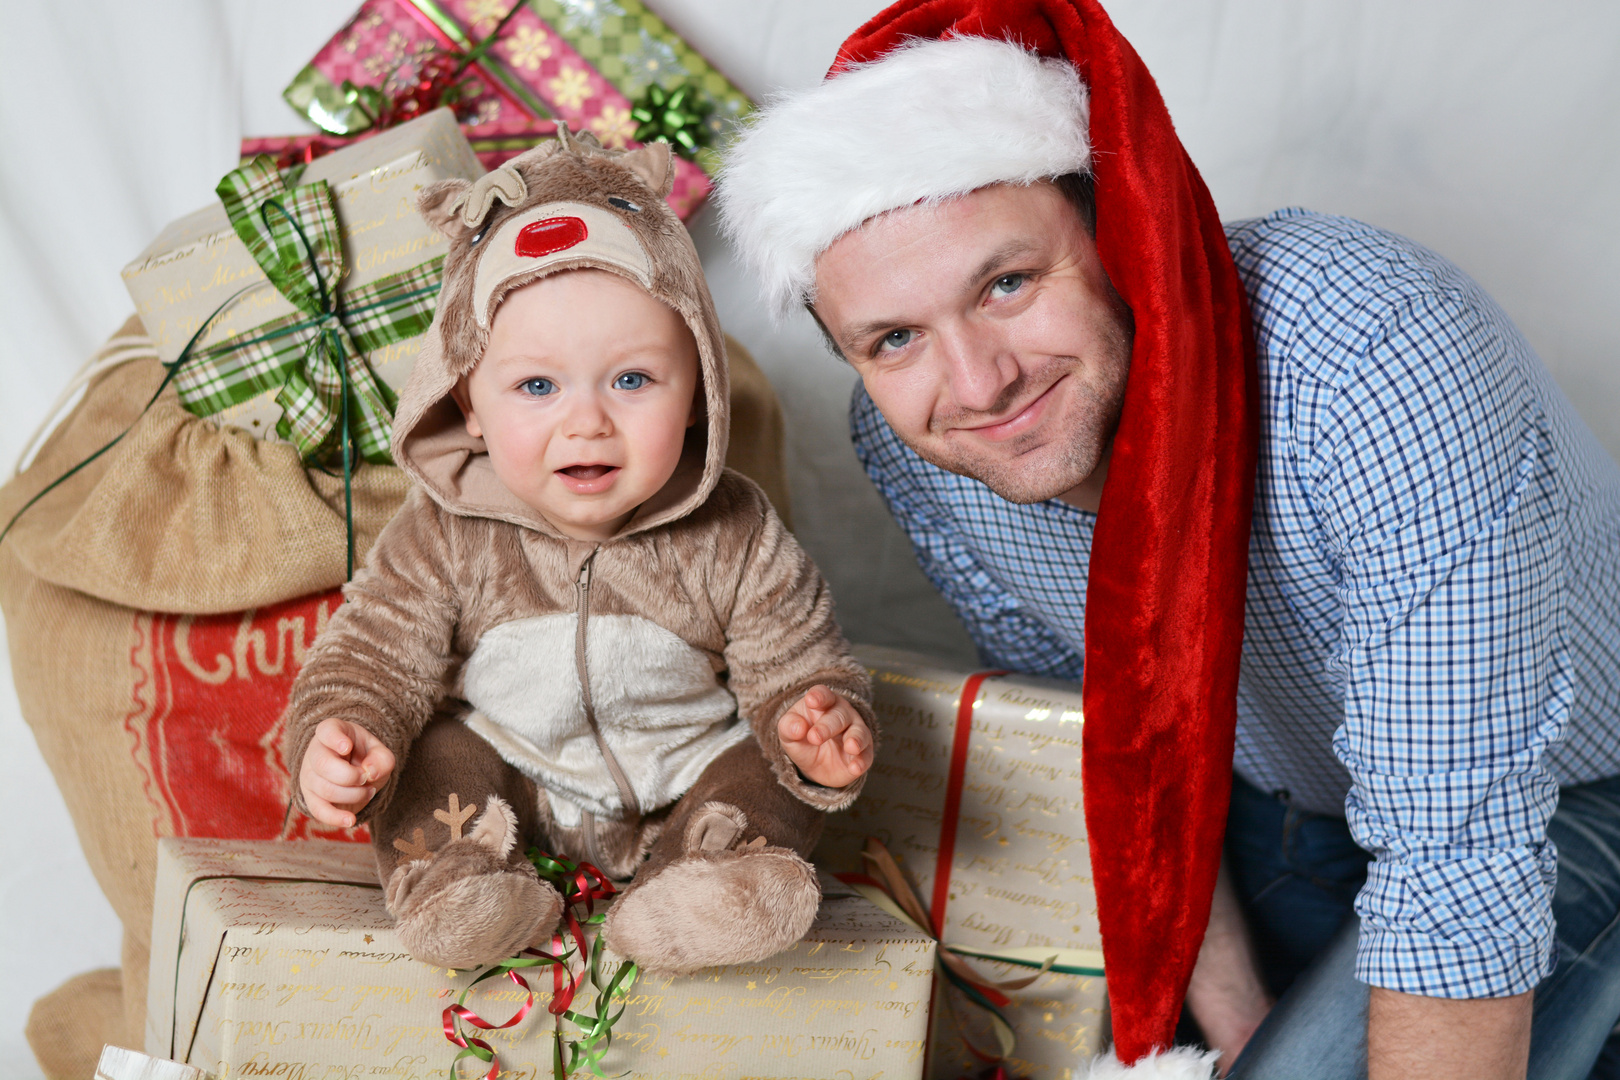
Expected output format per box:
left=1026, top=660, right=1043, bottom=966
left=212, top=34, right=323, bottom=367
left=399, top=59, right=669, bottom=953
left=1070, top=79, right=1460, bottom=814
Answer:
left=1, top=317, right=789, bottom=1079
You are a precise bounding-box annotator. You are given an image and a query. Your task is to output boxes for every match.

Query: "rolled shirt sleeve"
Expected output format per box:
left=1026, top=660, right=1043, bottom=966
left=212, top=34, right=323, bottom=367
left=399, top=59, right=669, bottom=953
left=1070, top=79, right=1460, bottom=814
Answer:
left=1311, top=284, right=1570, bottom=998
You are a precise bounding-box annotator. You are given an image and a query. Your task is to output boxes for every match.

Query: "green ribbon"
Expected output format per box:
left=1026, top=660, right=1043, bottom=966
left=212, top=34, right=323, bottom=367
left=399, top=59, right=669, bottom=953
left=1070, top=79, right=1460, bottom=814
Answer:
left=208, top=156, right=402, bottom=466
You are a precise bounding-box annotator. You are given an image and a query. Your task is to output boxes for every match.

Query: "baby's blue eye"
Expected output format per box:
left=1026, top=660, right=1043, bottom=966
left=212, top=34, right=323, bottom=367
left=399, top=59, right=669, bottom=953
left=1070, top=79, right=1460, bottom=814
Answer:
left=613, top=371, right=650, bottom=391
left=878, top=328, right=914, bottom=352
left=990, top=273, right=1027, bottom=298
left=519, top=377, right=556, bottom=396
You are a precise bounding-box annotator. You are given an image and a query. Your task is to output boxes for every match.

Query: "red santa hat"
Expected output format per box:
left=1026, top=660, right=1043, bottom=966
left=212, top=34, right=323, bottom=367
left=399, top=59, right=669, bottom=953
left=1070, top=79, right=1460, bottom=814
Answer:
left=717, top=2, right=1259, bottom=1075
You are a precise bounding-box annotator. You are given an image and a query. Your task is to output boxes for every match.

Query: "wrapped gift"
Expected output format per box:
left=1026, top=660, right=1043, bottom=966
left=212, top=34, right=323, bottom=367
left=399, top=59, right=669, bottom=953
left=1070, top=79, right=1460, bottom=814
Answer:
left=814, top=646, right=1110, bottom=1080
left=122, top=108, right=480, bottom=458
left=94, top=1046, right=208, bottom=1080
left=281, top=0, right=751, bottom=221
left=243, top=116, right=559, bottom=172
left=148, top=838, right=935, bottom=1078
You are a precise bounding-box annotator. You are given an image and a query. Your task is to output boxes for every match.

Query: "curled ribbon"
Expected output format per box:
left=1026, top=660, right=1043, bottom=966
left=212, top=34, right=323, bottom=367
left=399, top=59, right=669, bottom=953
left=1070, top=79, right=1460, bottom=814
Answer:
left=442, top=849, right=638, bottom=1080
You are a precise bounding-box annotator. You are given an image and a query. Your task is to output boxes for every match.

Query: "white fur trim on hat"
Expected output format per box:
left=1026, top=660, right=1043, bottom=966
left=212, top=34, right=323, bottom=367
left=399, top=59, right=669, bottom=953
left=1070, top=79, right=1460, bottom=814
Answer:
left=715, top=34, right=1091, bottom=317
left=1085, top=1047, right=1222, bottom=1079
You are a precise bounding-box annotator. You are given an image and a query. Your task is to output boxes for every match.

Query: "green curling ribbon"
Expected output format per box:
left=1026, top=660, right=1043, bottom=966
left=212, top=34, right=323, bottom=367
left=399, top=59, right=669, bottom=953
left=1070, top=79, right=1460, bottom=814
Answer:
left=629, top=82, right=713, bottom=159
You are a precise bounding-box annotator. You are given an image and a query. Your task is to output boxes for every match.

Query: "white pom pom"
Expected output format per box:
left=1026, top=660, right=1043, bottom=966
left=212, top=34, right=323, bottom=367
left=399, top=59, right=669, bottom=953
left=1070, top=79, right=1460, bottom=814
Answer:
left=1084, top=1046, right=1222, bottom=1079
left=716, top=34, right=1092, bottom=318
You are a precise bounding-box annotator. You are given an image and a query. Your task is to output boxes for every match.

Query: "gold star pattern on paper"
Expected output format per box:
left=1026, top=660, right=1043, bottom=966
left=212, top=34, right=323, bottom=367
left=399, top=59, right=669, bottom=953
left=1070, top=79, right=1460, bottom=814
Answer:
left=434, top=793, right=476, bottom=840
left=392, top=827, right=430, bottom=860
left=505, top=24, right=553, bottom=71
left=657, top=1048, right=669, bottom=1058
left=746, top=981, right=757, bottom=990
left=363, top=934, right=374, bottom=944
left=548, top=66, right=592, bottom=110
left=590, top=104, right=635, bottom=148
left=464, top=0, right=515, bottom=35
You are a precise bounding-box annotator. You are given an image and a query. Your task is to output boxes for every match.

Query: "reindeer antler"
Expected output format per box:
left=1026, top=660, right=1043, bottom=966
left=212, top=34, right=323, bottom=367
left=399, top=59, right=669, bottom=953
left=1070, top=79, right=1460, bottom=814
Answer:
left=452, top=163, right=528, bottom=230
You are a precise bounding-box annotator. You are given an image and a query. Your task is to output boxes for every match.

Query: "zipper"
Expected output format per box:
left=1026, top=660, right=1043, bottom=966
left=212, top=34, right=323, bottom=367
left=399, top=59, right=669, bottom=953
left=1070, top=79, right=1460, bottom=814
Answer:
left=574, top=550, right=641, bottom=839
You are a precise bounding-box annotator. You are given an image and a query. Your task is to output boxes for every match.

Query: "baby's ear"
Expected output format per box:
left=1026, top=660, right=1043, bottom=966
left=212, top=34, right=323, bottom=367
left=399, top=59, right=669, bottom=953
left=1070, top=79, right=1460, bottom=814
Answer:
left=619, top=141, right=674, bottom=197
left=418, top=179, right=475, bottom=240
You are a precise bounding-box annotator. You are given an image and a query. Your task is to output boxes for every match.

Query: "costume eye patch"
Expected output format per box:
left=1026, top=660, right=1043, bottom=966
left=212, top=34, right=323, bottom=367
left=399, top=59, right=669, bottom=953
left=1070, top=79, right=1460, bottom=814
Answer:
left=607, top=196, right=642, bottom=213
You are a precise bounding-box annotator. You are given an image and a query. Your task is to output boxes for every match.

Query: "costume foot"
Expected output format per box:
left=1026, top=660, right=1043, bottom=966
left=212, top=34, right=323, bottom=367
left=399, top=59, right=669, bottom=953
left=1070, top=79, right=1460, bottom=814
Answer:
left=385, top=796, right=563, bottom=969
left=603, top=802, right=820, bottom=975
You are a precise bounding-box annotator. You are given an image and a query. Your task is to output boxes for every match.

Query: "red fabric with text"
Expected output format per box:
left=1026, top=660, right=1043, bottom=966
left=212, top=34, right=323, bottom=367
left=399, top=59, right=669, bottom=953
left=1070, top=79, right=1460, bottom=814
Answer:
left=836, top=1, right=1259, bottom=1064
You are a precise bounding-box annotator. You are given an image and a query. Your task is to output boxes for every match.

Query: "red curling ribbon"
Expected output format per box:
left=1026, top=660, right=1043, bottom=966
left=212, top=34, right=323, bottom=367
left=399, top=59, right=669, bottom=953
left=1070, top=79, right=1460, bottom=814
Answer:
left=442, top=962, right=538, bottom=1080
left=930, top=670, right=1007, bottom=939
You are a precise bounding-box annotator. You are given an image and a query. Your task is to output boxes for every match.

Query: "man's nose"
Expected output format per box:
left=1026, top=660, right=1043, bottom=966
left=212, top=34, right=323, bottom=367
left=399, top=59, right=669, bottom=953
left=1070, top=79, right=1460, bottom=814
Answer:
left=938, top=323, right=1018, bottom=414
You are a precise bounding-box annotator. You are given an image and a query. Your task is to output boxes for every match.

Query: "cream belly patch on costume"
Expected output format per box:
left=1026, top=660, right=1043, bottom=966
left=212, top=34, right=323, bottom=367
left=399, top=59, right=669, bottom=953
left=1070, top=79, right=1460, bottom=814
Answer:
left=460, top=613, right=749, bottom=826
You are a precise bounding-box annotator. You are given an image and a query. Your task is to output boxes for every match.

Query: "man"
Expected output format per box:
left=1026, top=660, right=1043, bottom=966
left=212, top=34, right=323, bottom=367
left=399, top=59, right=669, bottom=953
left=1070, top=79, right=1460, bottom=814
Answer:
left=716, top=2, right=1620, bottom=1078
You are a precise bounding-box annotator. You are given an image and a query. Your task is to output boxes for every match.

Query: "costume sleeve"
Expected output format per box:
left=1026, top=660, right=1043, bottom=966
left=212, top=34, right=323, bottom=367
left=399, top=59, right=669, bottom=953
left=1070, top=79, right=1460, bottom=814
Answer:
left=713, top=475, right=874, bottom=812
left=850, top=384, right=1086, bottom=680
left=1306, top=278, right=1568, bottom=999
left=282, top=487, right=462, bottom=822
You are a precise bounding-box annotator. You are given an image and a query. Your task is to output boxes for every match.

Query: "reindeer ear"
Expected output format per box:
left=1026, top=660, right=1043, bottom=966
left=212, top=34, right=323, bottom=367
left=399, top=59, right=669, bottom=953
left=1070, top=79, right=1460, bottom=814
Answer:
left=619, top=140, right=673, bottom=197
left=418, top=178, right=475, bottom=239
left=384, top=858, right=432, bottom=916
left=467, top=796, right=519, bottom=858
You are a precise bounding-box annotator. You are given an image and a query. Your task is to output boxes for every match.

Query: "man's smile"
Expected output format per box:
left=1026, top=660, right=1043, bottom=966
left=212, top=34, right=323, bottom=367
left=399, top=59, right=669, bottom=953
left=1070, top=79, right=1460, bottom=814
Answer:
left=946, top=372, right=1068, bottom=445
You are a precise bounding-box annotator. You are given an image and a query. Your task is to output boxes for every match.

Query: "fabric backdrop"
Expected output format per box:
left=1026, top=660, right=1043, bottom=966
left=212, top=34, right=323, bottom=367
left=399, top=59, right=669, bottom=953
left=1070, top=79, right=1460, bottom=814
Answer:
left=1, top=0, right=1616, bottom=1071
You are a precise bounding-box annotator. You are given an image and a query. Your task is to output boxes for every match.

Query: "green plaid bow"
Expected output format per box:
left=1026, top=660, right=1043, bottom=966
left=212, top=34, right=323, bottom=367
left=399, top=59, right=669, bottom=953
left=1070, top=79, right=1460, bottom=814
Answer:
left=176, top=156, right=441, bottom=464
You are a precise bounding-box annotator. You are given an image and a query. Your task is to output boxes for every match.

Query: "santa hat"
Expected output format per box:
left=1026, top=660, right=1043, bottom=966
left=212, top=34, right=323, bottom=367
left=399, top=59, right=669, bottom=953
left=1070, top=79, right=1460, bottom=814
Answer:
left=717, top=2, right=1258, bottom=1075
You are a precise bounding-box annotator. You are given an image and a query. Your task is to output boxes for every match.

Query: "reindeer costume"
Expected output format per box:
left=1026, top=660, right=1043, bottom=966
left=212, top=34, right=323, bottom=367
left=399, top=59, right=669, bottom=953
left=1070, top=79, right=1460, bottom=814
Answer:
left=281, top=132, right=873, bottom=974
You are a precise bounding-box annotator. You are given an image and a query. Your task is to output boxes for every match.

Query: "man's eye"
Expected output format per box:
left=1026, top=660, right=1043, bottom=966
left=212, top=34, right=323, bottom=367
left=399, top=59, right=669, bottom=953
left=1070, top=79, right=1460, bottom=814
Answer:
left=878, top=328, right=915, bottom=352
left=519, top=377, right=556, bottom=396
left=990, top=273, right=1027, bottom=298
left=613, top=371, right=650, bottom=391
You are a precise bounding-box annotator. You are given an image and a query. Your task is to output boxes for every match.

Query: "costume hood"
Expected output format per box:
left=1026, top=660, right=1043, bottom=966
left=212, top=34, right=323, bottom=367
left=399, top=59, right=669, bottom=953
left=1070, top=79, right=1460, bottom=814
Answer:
left=393, top=129, right=729, bottom=541
left=717, top=4, right=1259, bottom=1072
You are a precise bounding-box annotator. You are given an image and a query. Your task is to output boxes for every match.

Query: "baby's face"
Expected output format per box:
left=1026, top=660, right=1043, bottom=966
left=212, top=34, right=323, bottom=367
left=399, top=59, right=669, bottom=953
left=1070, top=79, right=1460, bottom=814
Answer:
left=455, top=269, right=700, bottom=541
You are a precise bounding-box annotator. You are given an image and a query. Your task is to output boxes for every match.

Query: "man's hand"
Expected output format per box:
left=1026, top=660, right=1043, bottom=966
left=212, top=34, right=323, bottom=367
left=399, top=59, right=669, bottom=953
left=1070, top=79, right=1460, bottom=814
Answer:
left=299, top=717, right=396, bottom=828
left=777, top=685, right=874, bottom=789
left=1369, top=986, right=1531, bottom=1080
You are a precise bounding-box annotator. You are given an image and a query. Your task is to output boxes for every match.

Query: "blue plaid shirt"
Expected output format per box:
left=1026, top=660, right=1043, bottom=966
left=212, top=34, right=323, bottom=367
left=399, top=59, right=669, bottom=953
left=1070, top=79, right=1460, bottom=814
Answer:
left=850, top=209, right=1620, bottom=998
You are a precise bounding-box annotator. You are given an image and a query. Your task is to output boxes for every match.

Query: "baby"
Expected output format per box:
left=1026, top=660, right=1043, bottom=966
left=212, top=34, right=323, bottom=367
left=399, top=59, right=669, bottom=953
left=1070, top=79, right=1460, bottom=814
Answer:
left=282, top=131, right=875, bottom=975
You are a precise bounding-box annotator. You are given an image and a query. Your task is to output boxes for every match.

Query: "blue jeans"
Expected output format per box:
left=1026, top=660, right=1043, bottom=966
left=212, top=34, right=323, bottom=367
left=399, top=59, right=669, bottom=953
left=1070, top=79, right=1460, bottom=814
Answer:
left=1224, top=773, right=1620, bottom=1080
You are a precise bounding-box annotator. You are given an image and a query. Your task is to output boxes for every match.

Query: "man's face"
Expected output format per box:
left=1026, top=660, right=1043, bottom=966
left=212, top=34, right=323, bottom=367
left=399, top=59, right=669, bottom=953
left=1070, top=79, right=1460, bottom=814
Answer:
left=813, top=181, right=1132, bottom=507
left=453, top=269, right=700, bottom=541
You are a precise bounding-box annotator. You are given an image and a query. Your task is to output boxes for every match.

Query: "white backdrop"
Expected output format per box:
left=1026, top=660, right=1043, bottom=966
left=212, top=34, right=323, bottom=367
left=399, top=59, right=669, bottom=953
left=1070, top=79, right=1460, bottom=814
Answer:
left=2, top=0, right=1616, bottom=1072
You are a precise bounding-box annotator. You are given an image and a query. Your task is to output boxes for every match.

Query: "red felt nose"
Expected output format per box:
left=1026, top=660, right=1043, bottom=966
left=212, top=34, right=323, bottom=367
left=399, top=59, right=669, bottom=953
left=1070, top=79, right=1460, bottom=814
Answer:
left=515, top=216, right=588, bottom=258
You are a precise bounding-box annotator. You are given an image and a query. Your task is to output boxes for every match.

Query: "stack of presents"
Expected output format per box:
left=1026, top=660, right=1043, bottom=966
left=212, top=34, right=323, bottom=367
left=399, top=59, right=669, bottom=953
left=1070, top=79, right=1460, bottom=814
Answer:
left=1, top=3, right=1106, bottom=1077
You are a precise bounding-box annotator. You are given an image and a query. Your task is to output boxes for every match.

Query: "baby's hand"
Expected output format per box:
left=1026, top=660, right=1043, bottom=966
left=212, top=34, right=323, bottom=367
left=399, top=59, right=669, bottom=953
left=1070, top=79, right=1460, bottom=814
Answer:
left=777, top=685, right=874, bottom=789
left=300, top=717, right=396, bottom=828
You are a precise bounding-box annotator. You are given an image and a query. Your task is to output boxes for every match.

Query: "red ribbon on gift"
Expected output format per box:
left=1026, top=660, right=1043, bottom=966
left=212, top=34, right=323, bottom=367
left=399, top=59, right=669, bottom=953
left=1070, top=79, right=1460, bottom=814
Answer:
left=932, top=669, right=1008, bottom=938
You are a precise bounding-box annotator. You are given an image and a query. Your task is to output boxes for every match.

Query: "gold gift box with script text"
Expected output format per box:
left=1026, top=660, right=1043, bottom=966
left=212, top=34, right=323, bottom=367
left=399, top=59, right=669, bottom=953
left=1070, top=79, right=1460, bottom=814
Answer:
left=815, top=646, right=1109, bottom=1079
left=147, top=838, right=935, bottom=1078
left=121, top=108, right=482, bottom=443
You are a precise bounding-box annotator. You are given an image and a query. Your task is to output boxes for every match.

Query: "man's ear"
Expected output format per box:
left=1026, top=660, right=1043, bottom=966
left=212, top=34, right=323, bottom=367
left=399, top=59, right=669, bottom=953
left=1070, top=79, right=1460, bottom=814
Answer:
left=448, top=376, right=482, bottom=439
left=618, top=141, right=674, bottom=197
